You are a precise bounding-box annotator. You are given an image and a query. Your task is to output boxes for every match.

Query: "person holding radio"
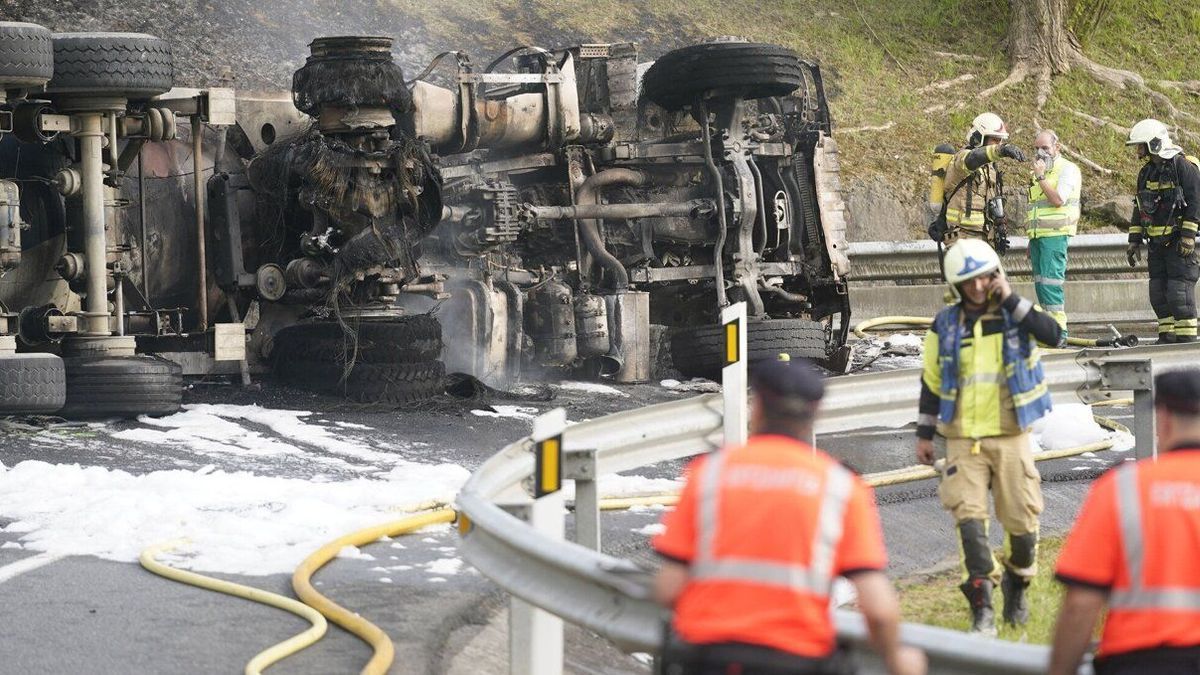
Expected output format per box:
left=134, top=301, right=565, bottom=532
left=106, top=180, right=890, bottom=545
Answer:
left=914, top=238, right=1064, bottom=635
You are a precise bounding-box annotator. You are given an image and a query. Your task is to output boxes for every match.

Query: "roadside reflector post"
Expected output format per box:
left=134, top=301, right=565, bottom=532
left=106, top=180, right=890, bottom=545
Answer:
left=721, top=302, right=749, bottom=447
left=1096, top=358, right=1156, bottom=460
left=507, top=408, right=567, bottom=675
left=564, top=447, right=601, bottom=552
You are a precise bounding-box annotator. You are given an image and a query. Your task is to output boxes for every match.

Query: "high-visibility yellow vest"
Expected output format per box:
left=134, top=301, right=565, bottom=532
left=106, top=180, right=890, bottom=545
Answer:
left=1026, top=158, right=1081, bottom=238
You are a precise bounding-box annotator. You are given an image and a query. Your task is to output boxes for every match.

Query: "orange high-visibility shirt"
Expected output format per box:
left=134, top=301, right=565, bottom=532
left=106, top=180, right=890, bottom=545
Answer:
left=653, top=434, right=887, bottom=658
left=1056, top=449, right=1200, bottom=657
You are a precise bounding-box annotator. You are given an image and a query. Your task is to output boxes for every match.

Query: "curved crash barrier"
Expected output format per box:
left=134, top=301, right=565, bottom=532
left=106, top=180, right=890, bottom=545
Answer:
left=457, top=343, right=1200, bottom=674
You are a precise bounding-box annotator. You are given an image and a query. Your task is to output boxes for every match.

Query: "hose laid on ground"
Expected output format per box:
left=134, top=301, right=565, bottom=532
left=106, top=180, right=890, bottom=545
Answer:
left=853, top=315, right=1139, bottom=347
left=140, top=541, right=328, bottom=675
left=853, top=316, right=932, bottom=339
left=291, top=508, right=457, bottom=675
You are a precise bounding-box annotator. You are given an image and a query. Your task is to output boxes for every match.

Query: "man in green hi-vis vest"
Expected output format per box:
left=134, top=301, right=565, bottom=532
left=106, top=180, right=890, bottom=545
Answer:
left=1025, top=129, right=1081, bottom=335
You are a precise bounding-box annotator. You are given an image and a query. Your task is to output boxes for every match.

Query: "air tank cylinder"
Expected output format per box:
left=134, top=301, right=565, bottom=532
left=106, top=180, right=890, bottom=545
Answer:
left=573, top=293, right=610, bottom=357
left=527, top=279, right=577, bottom=367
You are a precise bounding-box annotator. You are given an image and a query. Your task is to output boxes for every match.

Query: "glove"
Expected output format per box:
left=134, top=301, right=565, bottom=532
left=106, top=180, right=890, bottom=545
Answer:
left=1181, top=236, right=1196, bottom=257
left=1127, top=242, right=1142, bottom=267
left=994, top=226, right=1010, bottom=253
left=999, top=143, right=1027, bottom=163
left=928, top=217, right=948, bottom=243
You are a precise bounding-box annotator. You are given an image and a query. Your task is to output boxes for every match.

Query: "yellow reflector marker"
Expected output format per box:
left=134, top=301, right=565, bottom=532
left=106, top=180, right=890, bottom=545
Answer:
left=724, top=320, right=740, bottom=366
left=536, top=435, right=562, bottom=497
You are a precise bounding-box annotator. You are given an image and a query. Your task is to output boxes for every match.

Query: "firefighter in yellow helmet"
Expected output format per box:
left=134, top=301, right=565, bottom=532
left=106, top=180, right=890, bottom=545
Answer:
left=929, top=113, right=1028, bottom=252
left=1125, top=118, right=1200, bottom=343
left=915, top=239, right=1064, bottom=636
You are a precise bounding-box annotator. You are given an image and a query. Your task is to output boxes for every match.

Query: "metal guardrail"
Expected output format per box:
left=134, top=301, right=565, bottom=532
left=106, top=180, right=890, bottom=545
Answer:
left=456, top=343, right=1200, bottom=674
left=848, top=234, right=1136, bottom=282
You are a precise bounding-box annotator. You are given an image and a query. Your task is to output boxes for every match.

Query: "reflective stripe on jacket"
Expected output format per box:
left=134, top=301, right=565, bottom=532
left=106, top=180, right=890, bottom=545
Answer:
left=944, top=146, right=1000, bottom=234
left=1026, top=157, right=1081, bottom=238
left=1056, top=452, right=1200, bottom=657
left=929, top=303, right=1052, bottom=435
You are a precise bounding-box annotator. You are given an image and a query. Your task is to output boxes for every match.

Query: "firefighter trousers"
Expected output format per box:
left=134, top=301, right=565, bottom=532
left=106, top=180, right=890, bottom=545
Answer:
left=1148, top=240, right=1200, bottom=339
left=937, top=433, right=1043, bottom=583
left=1030, top=235, right=1069, bottom=332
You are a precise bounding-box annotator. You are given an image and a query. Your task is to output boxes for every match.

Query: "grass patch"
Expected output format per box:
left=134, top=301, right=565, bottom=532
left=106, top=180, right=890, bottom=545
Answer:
left=897, top=536, right=1066, bottom=644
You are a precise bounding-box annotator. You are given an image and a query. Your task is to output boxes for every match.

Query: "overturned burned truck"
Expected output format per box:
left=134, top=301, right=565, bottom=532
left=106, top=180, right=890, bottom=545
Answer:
left=0, top=24, right=852, bottom=414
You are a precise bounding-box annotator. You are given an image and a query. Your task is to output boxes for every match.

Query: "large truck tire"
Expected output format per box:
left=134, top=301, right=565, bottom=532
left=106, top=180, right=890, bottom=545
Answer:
left=0, top=22, right=54, bottom=88
left=271, top=315, right=442, bottom=365
left=0, top=353, right=66, bottom=414
left=45, top=33, right=173, bottom=99
left=642, top=41, right=804, bottom=111
left=670, top=318, right=829, bottom=380
left=279, top=359, right=445, bottom=405
left=60, top=355, right=183, bottom=419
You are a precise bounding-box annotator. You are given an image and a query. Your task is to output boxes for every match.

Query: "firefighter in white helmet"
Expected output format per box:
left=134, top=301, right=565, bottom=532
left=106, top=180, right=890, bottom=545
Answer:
left=929, top=113, right=1028, bottom=252
left=1125, top=118, right=1200, bottom=343
left=915, top=238, right=1064, bottom=636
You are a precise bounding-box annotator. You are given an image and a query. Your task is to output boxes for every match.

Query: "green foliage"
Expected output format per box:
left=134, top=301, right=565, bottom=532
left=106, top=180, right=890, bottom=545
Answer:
left=1069, top=0, right=1117, bottom=46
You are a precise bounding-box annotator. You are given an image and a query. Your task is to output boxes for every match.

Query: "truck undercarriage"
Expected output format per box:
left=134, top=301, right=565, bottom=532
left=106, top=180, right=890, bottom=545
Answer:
left=0, top=25, right=852, bottom=414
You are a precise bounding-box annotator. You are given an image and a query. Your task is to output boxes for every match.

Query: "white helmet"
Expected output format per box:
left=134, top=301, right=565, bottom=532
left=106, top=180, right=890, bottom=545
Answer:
left=1126, top=118, right=1181, bottom=159
left=967, top=112, right=1009, bottom=148
left=944, top=238, right=1001, bottom=290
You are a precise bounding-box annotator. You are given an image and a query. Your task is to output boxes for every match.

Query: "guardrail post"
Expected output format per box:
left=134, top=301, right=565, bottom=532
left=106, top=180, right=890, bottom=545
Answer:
left=505, top=408, right=568, bottom=675
left=1098, top=358, right=1156, bottom=460
left=721, top=301, right=748, bottom=447
left=564, top=447, right=601, bottom=552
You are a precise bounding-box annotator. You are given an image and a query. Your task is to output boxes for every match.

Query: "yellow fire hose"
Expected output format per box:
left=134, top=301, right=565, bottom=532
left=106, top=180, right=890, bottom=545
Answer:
left=853, top=315, right=1138, bottom=348
left=291, top=508, right=458, bottom=675
left=140, top=541, right=329, bottom=675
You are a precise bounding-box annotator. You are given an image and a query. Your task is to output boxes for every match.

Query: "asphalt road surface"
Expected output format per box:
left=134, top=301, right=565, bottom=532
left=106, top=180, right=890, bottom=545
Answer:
left=0, top=362, right=1136, bottom=674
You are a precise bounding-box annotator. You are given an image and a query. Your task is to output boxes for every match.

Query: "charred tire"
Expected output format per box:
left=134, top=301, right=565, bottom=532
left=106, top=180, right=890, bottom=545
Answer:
left=0, top=353, right=66, bottom=414
left=271, top=315, right=443, bottom=365
left=46, top=33, right=173, bottom=98
left=670, top=318, right=829, bottom=379
left=279, top=360, right=445, bottom=404
left=0, top=22, right=54, bottom=87
left=60, top=355, right=183, bottom=419
left=642, top=42, right=804, bottom=111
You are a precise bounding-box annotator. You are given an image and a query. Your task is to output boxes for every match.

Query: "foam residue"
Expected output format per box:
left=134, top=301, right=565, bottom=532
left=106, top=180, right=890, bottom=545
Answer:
left=110, top=404, right=406, bottom=469
left=0, top=458, right=467, bottom=576
left=558, top=381, right=629, bottom=397
left=470, top=405, right=539, bottom=420
left=1031, top=403, right=1110, bottom=452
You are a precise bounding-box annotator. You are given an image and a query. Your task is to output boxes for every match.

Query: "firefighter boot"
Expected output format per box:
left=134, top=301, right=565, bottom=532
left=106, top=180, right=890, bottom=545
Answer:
left=1001, top=571, right=1031, bottom=626
left=960, top=577, right=996, bottom=636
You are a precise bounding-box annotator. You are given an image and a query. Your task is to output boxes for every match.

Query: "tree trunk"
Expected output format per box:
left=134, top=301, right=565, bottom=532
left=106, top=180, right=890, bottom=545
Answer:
left=1007, top=0, right=1077, bottom=74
